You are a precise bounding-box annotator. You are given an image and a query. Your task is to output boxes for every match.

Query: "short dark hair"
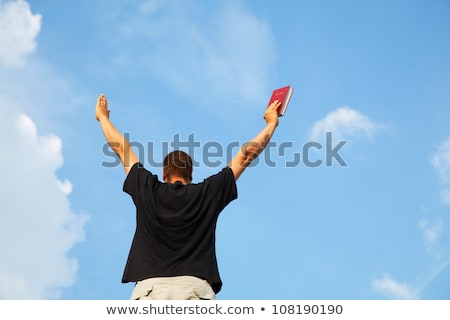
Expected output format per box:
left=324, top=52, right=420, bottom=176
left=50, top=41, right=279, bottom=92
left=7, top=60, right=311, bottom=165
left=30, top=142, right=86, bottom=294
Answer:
left=163, top=150, right=193, bottom=182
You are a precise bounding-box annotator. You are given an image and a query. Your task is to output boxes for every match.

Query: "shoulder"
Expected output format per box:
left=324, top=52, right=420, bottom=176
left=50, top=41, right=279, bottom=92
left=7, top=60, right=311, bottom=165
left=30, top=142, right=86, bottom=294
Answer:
left=123, top=162, right=160, bottom=194
left=203, top=167, right=238, bottom=204
left=126, top=162, right=151, bottom=179
left=203, top=167, right=237, bottom=194
left=205, top=166, right=235, bottom=183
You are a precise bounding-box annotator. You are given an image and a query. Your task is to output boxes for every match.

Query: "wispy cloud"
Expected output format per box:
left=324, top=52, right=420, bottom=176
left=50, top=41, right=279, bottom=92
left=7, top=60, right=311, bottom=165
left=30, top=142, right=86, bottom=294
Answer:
left=440, top=189, right=450, bottom=206
left=0, top=0, right=41, bottom=68
left=0, top=0, right=87, bottom=299
left=372, top=274, right=419, bottom=299
left=309, top=106, right=382, bottom=141
left=109, top=1, right=276, bottom=108
left=370, top=136, right=450, bottom=300
left=431, top=137, right=450, bottom=205
left=417, top=216, right=450, bottom=292
left=410, top=136, right=450, bottom=294
left=418, top=218, right=444, bottom=257
left=416, top=257, right=450, bottom=294
left=372, top=215, right=449, bottom=299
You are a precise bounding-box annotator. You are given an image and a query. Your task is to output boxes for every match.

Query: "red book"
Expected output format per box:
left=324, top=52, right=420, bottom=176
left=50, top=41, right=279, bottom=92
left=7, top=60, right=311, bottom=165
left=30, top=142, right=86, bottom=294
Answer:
left=267, top=85, right=294, bottom=116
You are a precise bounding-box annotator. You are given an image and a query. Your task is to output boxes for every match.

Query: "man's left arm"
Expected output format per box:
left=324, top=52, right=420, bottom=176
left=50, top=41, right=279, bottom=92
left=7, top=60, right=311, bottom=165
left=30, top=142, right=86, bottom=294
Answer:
left=96, top=94, right=139, bottom=175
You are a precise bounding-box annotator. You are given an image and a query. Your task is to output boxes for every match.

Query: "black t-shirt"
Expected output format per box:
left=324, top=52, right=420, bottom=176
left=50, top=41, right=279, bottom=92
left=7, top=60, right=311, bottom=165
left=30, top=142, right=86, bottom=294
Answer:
left=122, top=163, right=238, bottom=293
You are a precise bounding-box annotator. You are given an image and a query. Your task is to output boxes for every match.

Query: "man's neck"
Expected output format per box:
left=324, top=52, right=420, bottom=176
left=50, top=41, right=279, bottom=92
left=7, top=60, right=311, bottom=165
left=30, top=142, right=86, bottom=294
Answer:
left=166, top=176, right=189, bottom=185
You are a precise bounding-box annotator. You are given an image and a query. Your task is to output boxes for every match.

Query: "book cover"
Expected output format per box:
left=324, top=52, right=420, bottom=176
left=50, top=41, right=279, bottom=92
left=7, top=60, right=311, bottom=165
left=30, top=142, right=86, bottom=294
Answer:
left=267, top=85, right=294, bottom=116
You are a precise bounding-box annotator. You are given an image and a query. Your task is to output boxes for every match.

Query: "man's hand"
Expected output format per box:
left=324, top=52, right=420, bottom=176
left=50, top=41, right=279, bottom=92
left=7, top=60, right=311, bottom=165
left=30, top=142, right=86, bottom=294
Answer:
left=96, top=93, right=110, bottom=121
left=264, top=100, right=281, bottom=128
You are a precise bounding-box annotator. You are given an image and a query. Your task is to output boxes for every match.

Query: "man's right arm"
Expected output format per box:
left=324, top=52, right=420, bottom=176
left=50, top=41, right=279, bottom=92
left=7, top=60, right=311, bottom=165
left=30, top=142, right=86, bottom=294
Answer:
left=96, top=94, right=138, bottom=175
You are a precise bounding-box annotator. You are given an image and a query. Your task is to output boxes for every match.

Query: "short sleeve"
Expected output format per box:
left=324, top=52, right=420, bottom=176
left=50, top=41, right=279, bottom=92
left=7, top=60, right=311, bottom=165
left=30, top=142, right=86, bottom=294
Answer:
left=204, top=166, right=238, bottom=212
left=123, top=162, right=159, bottom=197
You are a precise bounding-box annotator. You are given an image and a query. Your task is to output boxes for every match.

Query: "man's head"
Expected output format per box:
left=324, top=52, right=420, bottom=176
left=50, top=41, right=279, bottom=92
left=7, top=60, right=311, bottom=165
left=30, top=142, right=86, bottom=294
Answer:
left=163, top=150, right=193, bottom=184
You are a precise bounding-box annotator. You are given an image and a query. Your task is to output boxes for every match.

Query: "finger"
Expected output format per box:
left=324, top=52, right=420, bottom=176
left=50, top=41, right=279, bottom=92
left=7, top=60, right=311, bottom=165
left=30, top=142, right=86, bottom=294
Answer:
left=98, top=94, right=108, bottom=108
left=269, top=100, right=280, bottom=111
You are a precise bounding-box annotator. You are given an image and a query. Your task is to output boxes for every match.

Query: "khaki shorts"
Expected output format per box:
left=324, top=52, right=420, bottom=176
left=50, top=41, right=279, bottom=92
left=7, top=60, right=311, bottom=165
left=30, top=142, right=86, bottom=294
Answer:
left=130, top=276, right=216, bottom=300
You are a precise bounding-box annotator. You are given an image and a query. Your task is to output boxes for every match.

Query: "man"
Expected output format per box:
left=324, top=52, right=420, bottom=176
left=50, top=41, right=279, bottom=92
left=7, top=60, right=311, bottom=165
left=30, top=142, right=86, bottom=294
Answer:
left=96, top=94, right=280, bottom=299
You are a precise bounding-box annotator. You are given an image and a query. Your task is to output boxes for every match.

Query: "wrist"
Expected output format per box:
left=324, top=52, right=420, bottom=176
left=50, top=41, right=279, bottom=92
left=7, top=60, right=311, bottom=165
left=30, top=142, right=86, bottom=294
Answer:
left=266, top=121, right=278, bottom=130
left=97, top=115, right=109, bottom=122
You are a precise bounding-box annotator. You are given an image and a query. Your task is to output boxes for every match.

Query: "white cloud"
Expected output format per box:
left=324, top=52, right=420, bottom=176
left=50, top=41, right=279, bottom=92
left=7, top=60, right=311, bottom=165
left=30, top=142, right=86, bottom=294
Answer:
left=111, top=1, right=275, bottom=108
left=414, top=215, right=450, bottom=294
left=418, top=218, right=443, bottom=256
left=310, top=106, right=381, bottom=141
left=0, top=107, right=87, bottom=299
left=372, top=275, right=419, bottom=299
left=0, top=0, right=41, bottom=68
left=374, top=215, right=449, bottom=299
left=440, top=189, right=450, bottom=206
left=431, top=137, right=450, bottom=185
left=416, top=257, right=450, bottom=294
left=413, top=139, right=450, bottom=294
left=431, top=137, right=450, bottom=206
left=0, top=0, right=87, bottom=299
left=412, top=154, right=450, bottom=296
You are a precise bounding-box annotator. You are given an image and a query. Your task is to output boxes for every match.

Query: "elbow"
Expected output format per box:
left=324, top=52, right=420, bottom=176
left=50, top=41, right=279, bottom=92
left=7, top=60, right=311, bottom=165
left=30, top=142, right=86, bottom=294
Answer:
left=240, top=142, right=263, bottom=166
left=108, top=141, right=125, bottom=159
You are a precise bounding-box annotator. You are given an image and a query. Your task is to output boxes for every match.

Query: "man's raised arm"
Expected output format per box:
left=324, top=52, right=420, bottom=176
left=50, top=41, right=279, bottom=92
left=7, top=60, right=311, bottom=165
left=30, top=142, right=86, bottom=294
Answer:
left=96, top=94, right=139, bottom=175
left=228, top=100, right=281, bottom=180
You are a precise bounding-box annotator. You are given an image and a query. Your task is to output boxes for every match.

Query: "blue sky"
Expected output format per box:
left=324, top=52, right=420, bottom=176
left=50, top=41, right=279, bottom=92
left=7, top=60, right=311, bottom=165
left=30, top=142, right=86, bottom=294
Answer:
left=1, top=0, right=449, bottom=300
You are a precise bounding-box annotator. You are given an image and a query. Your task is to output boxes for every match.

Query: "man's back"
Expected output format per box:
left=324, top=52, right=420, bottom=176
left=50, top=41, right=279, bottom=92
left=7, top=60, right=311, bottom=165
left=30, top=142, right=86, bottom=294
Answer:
left=122, top=163, right=237, bottom=294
